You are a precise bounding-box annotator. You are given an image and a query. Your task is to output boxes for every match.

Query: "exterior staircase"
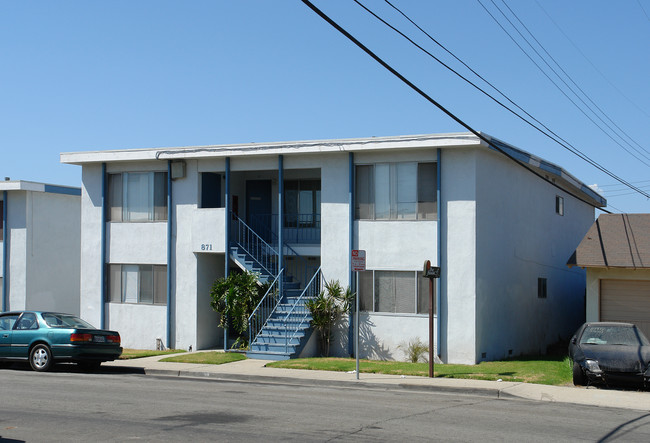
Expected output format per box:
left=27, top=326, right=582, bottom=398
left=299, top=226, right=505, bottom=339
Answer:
left=229, top=213, right=321, bottom=360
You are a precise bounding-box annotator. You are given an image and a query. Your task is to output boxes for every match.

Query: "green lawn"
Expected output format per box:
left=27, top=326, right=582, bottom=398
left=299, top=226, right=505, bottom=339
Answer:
left=266, top=356, right=573, bottom=386
left=119, top=349, right=186, bottom=360
left=160, top=351, right=247, bottom=365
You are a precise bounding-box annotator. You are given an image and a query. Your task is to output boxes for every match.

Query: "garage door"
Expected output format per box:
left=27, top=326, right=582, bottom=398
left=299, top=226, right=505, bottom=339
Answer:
left=600, top=279, right=650, bottom=339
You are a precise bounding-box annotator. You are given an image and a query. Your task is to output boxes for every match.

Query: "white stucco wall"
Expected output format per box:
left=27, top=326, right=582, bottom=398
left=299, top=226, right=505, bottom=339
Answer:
left=441, top=149, right=478, bottom=364
left=474, top=148, right=593, bottom=362
left=108, top=303, right=167, bottom=349
left=6, top=192, right=27, bottom=310
left=26, top=191, right=81, bottom=315
left=80, top=164, right=105, bottom=326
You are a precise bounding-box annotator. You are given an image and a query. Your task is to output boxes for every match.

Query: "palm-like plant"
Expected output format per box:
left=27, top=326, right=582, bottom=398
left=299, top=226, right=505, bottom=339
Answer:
left=306, top=280, right=354, bottom=357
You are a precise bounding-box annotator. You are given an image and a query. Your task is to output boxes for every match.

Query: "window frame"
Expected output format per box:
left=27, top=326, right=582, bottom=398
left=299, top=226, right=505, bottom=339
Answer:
left=355, top=162, right=437, bottom=221
left=358, top=270, right=435, bottom=315
left=107, top=264, right=167, bottom=305
left=107, top=171, right=168, bottom=222
left=555, top=196, right=564, bottom=216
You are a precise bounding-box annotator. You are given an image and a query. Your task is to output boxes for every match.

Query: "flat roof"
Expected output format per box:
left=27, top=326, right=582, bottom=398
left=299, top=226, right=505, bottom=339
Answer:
left=60, top=132, right=605, bottom=207
left=0, top=180, right=81, bottom=196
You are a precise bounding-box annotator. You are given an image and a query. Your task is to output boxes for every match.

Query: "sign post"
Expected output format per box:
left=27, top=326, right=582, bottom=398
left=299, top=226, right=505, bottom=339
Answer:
left=351, top=249, right=366, bottom=380
left=423, top=260, right=441, bottom=378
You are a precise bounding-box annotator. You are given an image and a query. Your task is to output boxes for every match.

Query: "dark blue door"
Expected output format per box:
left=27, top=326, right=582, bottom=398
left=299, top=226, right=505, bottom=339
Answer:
left=246, top=180, right=272, bottom=241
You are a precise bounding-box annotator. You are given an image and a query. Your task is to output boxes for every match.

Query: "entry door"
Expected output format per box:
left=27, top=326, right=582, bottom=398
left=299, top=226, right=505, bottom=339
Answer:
left=246, top=180, right=272, bottom=240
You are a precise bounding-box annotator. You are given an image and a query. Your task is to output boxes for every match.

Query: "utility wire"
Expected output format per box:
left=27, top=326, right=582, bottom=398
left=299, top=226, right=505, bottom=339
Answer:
left=534, top=0, right=650, bottom=120
left=498, top=0, right=650, bottom=158
left=477, top=0, right=650, bottom=167
left=299, top=0, right=616, bottom=210
left=351, top=0, right=650, bottom=199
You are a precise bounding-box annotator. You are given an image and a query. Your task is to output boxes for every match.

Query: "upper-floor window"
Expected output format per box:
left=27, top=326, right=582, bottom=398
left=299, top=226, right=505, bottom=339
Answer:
left=0, top=200, right=3, bottom=239
left=356, top=162, right=437, bottom=220
left=284, top=179, right=320, bottom=227
left=555, top=196, right=564, bottom=216
left=200, top=172, right=222, bottom=209
left=108, top=172, right=167, bottom=222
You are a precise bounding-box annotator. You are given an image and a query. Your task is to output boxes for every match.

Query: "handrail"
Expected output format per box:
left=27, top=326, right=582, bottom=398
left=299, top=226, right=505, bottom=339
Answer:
left=249, top=214, right=318, bottom=290
left=283, top=267, right=322, bottom=354
left=248, top=269, right=284, bottom=348
left=231, top=212, right=278, bottom=278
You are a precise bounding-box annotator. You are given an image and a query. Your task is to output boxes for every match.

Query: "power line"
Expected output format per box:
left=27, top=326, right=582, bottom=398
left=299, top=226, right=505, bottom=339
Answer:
left=498, top=0, right=650, bottom=159
left=350, top=0, right=650, bottom=199
left=476, top=0, right=650, bottom=167
left=534, top=0, right=650, bottom=120
left=299, top=0, right=616, bottom=211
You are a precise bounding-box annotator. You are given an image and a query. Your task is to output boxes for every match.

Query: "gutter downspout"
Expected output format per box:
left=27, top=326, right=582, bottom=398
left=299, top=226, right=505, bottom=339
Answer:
left=2, top=191, right=7, bottom=312
left=224, top=157, right=230, bottom=351
left=100, top=163, right=107, bottom=328
left=348, top=152, right=354, bottom=356
left=166, top=161, right=173, bottom=348
left=436, top=149, right=442, bottom=360
left=278, top=155, right=284, bottom=296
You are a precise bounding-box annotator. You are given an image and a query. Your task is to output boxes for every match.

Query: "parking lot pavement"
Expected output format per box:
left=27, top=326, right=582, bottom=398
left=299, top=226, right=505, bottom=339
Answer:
left=104, top=353, right=650, bottom=411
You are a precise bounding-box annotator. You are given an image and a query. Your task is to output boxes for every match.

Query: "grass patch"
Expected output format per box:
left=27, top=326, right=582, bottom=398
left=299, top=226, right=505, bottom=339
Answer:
left=267, top=355, right=572, bottom=386
left=160, top=351, right=247, bottom=365
left=119, top=349, right=186, bottom=360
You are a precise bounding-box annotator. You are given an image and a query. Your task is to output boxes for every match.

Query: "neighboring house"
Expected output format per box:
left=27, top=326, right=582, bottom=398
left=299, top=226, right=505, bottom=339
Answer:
left=61, top=132, right=604, bottom=364
left=568, top=214, right=650, bottom=339
left=1, top=180, right=81, bottom=316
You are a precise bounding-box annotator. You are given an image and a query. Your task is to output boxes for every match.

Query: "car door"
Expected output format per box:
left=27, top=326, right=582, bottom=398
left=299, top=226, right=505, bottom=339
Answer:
left=0, top=313, right=20, bottom=358
left=11, top=312, right=40, bottom=358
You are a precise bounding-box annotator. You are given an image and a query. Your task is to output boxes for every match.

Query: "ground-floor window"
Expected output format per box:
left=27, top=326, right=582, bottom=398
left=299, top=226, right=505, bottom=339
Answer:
left=108, top=264, right=167, bottom=305
left=358, top=270, right=433, bottom=314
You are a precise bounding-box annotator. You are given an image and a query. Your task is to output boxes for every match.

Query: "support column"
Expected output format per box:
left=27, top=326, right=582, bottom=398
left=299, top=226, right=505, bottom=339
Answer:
left=224, top=157, right=230, bottom=351
left=278, top=155, right=284, bottom=295
left=348, top=152, right=355, bottom=356
left=100, top=163, right=107, bottom=328
left=166, top=161, right=173, bottom=348
left=2, top=190, right=7, bottom=312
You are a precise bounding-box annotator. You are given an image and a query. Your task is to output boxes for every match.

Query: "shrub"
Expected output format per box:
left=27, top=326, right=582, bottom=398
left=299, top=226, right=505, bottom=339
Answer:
left=306, top=280, right=354, bottom=357
left=397, top=337, right=429, bottom=363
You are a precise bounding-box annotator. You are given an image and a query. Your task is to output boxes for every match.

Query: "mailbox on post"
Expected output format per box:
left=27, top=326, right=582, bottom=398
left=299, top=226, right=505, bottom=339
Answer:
left=423, top=260, right=440, bottom=378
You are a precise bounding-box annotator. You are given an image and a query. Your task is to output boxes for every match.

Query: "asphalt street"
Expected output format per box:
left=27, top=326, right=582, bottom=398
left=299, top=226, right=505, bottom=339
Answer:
left=1, top=367, right=650, bottom=442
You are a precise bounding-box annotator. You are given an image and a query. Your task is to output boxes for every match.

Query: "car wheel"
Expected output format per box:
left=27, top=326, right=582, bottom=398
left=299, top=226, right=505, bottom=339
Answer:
left=29, top=344, right=53, bottom=372
left=572, top=361, right=586, bottom=386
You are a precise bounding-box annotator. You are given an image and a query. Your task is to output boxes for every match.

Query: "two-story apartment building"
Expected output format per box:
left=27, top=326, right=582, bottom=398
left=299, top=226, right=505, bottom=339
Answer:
left=61, top=132, right=605, bottom=364
left=1, top=180, right=81, bottom=316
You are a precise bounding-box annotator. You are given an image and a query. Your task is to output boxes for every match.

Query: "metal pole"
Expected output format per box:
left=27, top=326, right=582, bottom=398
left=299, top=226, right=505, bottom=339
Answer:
left=2, top=190, right=7, bottom=312
left=429, top=275, right=434, bottom=378
left=166, top=161, right=173, bottom=348
left=100, top=163, right=107, bottom=328
left=355, top=270, right=359, bottom=380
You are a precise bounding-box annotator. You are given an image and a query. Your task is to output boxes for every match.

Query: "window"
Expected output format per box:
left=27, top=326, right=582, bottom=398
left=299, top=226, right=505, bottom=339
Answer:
left=0, top=200, right=3, bottom=239
left=284, top=180, right=320, bottom=227
left=359, top=270, right=434, bottom=314
left=555, top=196, right=564, bottom=215
left=200, top=172, right=222, bottom=208
left=15, top=313, right=38, bottom=330
left=107, top=172, right=168, bottom=222
left=355, top=162, right=436, bottom=220
left=538, top=278, right=547, bottom=299
left=555, top=196, right=564, bottom=216
left=108, top=264, right=167, bottom=305
left=0, top=313, right=19, bottom=331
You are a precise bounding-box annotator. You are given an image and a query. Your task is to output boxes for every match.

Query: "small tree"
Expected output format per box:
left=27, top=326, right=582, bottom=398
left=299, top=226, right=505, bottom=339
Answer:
left=306, top=280, right=354, bottom=357
left=209, top=271, right=267, bottom=349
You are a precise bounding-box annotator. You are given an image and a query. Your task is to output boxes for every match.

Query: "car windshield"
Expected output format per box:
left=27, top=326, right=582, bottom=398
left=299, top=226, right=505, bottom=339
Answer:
left=580, top=325, right=650, bottom=346
left=42, top=313, right=96, bottom=329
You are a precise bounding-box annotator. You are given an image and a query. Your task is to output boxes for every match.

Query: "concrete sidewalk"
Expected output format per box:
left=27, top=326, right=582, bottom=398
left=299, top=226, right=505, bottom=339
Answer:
left=104, top=353, right=650, bottom=412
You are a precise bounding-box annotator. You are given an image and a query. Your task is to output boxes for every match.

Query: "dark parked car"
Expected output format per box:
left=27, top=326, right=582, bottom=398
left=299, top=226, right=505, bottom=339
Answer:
left=569, top=322, right=650, bottom=387
left=0, top=311, right=122, bottom=372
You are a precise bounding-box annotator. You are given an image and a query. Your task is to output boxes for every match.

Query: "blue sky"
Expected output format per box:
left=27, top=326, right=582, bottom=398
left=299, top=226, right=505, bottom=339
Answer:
left=1, top=1, right=649, bottom=213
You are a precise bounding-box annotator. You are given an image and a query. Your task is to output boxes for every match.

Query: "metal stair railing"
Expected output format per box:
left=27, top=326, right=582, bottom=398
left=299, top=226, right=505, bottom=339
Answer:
left=249, top=214, right=318, bottom=289
left=248, top=269, right=284, bottom=349
left=231, top=212, right=278, bottom=278
left=283, top=267, right=322, bottom=354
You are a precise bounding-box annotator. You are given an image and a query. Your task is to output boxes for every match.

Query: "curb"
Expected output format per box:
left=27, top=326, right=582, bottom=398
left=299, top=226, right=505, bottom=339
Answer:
left=141, top=367, right=503, bottom=398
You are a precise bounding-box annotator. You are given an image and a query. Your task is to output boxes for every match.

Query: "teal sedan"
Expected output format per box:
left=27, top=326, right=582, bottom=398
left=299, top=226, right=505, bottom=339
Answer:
left=0, top=311, right=122, bottom=372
